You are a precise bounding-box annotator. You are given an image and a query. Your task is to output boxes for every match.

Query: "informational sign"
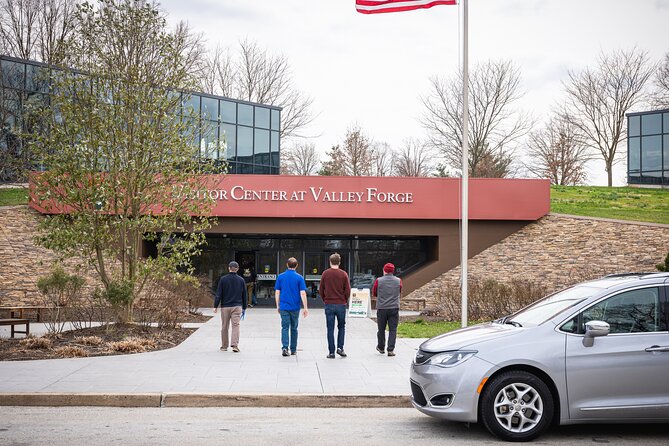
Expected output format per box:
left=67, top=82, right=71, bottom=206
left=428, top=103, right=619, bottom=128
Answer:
left=348, top=288, right=370, bottom=318
left=257, top=274, right=276, bottom=281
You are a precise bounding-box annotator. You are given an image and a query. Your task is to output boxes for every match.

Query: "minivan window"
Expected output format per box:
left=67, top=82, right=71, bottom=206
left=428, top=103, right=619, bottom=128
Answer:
left=507, top=286, right=598, bottom=327
left=581, top=287, right=663, bottom=334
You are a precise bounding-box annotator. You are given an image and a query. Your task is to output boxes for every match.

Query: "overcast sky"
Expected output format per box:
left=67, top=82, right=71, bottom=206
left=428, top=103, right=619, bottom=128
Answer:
left=159, top=0, right=669, bottom=185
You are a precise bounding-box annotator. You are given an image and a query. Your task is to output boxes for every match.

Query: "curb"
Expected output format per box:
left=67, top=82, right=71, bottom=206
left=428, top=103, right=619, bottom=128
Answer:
left=0, top=393, right=412, bottom=408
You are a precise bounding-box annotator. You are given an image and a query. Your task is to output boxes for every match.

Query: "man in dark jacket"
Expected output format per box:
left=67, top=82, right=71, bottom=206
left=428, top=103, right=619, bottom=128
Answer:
left=214, top=261, right=247, bottom=352
left=372, top=262, right=402, bottom=357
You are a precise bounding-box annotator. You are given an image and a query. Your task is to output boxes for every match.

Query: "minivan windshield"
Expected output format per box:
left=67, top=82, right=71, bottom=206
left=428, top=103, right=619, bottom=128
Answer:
left=502, top=285, right=599, bottom=327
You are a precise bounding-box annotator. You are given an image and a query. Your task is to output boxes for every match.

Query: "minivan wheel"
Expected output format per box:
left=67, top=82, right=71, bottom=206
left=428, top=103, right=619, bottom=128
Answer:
left=480, top=371, right=554, bottom=442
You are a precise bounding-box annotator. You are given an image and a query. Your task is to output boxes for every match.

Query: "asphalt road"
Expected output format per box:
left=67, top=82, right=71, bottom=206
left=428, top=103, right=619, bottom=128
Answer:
left=0, top=407, right=667, bottom=446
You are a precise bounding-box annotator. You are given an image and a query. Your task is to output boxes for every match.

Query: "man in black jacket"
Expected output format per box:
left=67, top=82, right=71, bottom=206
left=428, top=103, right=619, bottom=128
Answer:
left=214, top=261, right=248, bottom=352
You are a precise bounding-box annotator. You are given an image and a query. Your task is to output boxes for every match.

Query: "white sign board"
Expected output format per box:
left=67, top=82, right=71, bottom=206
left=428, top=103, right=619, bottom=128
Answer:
left=257, top=274, right=276, bottom=281
left=348, top=288, right=371, bottom=318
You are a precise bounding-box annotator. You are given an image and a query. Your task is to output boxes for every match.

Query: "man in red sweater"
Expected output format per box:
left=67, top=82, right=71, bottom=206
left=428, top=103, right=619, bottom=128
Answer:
left=319, top=253, right=351, bottom=359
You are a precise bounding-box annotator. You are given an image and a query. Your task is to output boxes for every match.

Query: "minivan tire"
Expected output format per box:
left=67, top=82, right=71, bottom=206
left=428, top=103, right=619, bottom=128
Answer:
left=480, top=370, right=554, bottom=442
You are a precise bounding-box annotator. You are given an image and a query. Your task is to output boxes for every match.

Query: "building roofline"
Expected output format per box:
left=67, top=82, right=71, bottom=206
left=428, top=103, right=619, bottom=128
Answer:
left=1, top=53, right=281, bottom=111
left=626, top=108, right=669, bottom=117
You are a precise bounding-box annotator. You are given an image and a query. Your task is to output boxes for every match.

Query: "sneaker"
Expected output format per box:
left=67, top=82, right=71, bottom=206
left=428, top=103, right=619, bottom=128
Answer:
left=220, top=347, right=227, bottom=351
left=282, top=348, right=290, bottom=357
left=290, top=350, right=297, bottom=356
left=336, top=348, right=347, bottom=358
left=326, top=353, right=335, bottom=359
left=232, top=346, right=240, bottom=353
left=376, top=346, right=385, bottom=354
left=387, top=350, right=396, bottom=357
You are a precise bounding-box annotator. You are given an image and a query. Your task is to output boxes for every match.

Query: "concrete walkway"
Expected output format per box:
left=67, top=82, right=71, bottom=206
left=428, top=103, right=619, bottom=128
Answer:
left=0, top=308, right=427, bottom=405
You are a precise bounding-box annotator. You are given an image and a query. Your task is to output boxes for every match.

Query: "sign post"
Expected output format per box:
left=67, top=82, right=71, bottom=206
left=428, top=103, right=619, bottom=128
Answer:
left=348, top=288, right=371, bottom=318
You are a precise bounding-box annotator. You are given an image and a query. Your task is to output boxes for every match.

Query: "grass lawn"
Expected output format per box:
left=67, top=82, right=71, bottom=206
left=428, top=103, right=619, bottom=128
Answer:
left=0, top=187, right=28, bottom=206
left=397, top=319, right=475, bottom=338
left=551, top=185, right=669, bottom=225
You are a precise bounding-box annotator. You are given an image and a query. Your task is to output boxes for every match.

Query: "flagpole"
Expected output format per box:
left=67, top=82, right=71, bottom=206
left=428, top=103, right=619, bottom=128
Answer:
left=460, top=0, right=469, bottom=328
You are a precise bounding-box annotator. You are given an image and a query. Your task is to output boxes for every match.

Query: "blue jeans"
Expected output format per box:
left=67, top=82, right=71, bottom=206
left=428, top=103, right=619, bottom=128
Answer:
left=280, top=310, right=300, bottom=352
left=324, top=304, right=347, bottom=354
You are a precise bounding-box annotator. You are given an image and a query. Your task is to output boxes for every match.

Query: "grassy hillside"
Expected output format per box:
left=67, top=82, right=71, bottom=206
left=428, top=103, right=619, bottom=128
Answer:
left=0, top=187, right=28, bottom=206
left=551, top=186, right=669, bottom=225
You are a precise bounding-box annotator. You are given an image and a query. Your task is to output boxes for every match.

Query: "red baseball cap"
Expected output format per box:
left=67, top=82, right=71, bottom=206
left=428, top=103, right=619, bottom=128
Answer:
left=383, top=263, right=395, bottom=273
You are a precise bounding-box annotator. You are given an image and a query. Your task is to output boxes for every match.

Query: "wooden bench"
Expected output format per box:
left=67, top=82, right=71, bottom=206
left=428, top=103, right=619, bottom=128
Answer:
left=0, top=318, right=30, bottom=338
left=402, top=298, right=427, bottom=311
left=0, top=306, right=56, bottom=322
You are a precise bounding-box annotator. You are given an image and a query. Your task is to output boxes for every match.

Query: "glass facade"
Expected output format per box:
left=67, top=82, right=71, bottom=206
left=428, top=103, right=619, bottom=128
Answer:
left=190, top=235, right=432, bottom=307
left=627, top=109, right=669, bottom=186
left=0, top=54, right=282, bottom=175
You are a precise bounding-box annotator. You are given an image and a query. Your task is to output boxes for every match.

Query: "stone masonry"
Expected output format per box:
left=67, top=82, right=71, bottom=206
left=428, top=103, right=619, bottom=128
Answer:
left=406, top=213, right=669, bottom=306
left=0, top=205, right=101, bottom=306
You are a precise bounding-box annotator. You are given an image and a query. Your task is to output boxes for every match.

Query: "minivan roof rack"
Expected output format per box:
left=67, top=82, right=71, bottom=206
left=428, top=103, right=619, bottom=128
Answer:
left=603, top=272, right=667, bottom=278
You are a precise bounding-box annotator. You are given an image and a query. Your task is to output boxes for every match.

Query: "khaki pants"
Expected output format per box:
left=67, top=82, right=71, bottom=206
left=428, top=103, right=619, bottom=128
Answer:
left=220, top=306, right=242, bottom=348
left=246, top=283, right=254, bottom=305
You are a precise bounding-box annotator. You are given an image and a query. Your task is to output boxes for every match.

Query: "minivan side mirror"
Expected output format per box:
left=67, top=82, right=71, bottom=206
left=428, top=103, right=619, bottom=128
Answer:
left=583, top=320, right=610, bottom=347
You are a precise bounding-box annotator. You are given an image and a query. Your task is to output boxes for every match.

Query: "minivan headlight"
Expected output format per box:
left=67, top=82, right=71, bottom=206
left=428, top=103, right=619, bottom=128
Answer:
left=426, top=350, right=477, bottom=367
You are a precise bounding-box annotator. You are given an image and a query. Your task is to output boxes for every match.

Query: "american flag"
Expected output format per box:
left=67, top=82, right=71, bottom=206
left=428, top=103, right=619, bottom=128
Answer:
left=355, top=0, right=457, bottom=14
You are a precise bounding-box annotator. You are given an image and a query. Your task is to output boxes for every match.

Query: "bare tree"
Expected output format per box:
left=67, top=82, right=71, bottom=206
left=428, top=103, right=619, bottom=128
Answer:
left=563, top=47, right=654, bottom=186
left=525, top=114, right=590, bottom=185
left=421, top=59, right=532, bottom=178
left=371, top=141, right=394, bottom=176
left=319, top=125, right=374, bottom=176
left=201, top=38, right=315, bottom=141
left=37, top=0, right=76, bottom=65
left=394, top=138, right=434, bottom=177
left=281, top=142, right=320, bottom=176
left=319, top=144, right=346, bottom=176
left=171, top=20, right=208, bottom=83
left=652, top=52, right=669, bottom=109
left=0, top=0, right=40, bottom=60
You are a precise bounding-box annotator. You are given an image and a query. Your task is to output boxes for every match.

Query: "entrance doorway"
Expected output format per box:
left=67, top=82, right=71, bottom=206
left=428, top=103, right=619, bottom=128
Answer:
left=235, top=251, right=257, bottom=306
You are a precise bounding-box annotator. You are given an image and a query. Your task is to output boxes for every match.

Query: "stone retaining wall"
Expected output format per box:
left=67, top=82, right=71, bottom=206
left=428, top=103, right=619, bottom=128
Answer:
left=405, top=214, right=669, bottom=306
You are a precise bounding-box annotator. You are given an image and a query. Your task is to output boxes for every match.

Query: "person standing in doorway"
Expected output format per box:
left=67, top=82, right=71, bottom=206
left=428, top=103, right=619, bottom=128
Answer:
left=372, top=263, right=402, bottom=357
left=214, top=261, right=247, bottom=353
left=319, top=253, right=351, bottom=359
left=242, top=262, right=257, bottom=307
left=275, top=257, right=309, bottom=357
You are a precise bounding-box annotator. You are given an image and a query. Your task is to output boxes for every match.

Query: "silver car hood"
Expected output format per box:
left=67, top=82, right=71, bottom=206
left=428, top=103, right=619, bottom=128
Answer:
left=419, top=322, right=518, bottom=352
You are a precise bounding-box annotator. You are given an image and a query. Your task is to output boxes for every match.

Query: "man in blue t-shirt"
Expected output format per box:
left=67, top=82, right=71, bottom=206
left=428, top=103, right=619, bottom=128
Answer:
left=274, top=257, right=309, bottom=357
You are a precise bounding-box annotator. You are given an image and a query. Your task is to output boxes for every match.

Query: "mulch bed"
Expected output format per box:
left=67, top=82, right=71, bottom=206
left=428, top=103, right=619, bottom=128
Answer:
left=0, top=318, right=210, bottom=361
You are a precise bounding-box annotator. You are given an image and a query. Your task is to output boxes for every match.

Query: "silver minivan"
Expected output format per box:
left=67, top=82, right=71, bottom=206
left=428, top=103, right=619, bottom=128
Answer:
left=410, top=273, right=669, bottom=441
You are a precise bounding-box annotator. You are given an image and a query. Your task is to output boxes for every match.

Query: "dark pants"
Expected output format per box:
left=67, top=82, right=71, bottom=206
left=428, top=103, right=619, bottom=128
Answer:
left=324, top=303, right=347, bottom=354
left=377, top=308, right=399, bottom=352
left=280, top=310, right=299, bottom=352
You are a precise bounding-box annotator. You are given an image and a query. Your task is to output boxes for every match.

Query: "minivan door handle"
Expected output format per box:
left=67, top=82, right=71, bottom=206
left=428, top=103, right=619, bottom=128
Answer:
left=645, top=345, right=669, bottom=352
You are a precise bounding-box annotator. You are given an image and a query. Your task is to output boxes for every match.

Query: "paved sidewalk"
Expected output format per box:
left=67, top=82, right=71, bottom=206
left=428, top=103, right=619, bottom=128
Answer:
left=0, top=308, right=426, bottom=401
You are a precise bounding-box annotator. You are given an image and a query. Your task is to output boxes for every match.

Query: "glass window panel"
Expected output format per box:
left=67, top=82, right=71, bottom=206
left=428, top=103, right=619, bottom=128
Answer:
left=271, top=109, right=280, bottom=131
left=182, top=94, right=200, bottom=115
left=201, top=96, right=218, bottom=121
left=258, top=252, right=278, bottom=275
left=1, top=60, right=24, bottom=89
left=238, top=163, right=253, bottom=174
left=255, top=106, right=270, bottom=129
left=641, top=135, right=662, bottom=171
left=254, top=165, right=270, bottom=174
left=628, top=137, right=640, bottom=172
left=271, top=166, right=280, bottom=175
left=664, top=113, right=669, bottom=133
left=271, top=131, right=279, bottom=152
left=280, top=239, right=303, bottom=249
left=664, top=135, right=669, bottom=170
left=641, top=113, right=662, bottom=135
left=200, top=122, right=219, bottom=159
left=226, top=161, right=237, bottom=174
left=238, top=103, right=253, bottom=126
left=220, top=123, right=236, bottom=160
left=271, top=152, right=280, bottom=167
left=220, top=100, right=236, bottom=123
left=628, top=115, right=640, bottom=137
left=254, top=128, right=270, bottom=165
left=237, top=126, right=253, bottom=163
